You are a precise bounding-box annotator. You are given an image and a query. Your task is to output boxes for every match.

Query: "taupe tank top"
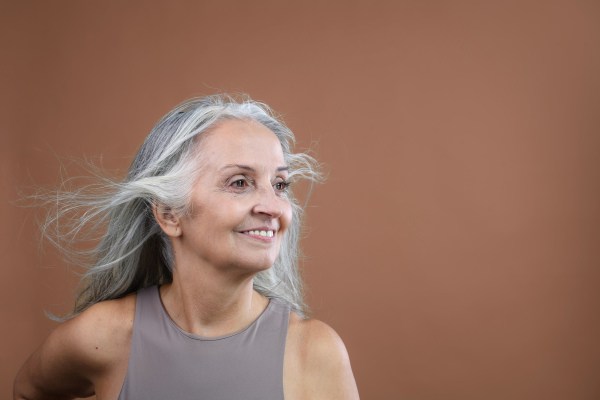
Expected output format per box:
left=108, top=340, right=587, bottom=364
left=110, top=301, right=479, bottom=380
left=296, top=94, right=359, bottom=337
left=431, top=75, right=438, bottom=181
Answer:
left=118, top=285, right=291, bottom=400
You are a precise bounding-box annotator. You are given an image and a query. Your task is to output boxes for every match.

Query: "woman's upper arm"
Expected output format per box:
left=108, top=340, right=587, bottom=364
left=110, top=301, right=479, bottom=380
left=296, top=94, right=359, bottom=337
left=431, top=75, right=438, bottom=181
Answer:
left=301, top=319, right=360, bottom=400
left=13, top=300, right=128, bottom=400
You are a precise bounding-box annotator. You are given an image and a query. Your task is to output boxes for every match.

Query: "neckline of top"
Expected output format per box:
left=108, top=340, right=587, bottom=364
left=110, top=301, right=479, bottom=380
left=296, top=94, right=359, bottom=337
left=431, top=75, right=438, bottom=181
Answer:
left=153, top=285, right=273, bottom=341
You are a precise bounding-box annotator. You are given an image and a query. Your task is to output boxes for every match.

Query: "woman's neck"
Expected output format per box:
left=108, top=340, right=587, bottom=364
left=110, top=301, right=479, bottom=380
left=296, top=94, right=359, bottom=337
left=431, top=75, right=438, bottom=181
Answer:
left=159, top=263, right=270, bottom=338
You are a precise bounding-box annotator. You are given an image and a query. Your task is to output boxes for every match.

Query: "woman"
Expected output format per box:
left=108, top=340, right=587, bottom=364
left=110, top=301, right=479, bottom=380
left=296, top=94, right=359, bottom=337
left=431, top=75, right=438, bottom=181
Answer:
left=14, top=95, right=360, bottom=399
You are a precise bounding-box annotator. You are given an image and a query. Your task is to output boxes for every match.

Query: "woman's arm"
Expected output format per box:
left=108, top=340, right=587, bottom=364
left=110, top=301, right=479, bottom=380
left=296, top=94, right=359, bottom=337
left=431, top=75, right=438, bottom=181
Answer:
left=13, top=326, right=94, bottom=399
left=302, top=319, right=360, bottom=400
left=13, top=299, right=132, bottom=400
left=286, top=315, right=360, bottom=400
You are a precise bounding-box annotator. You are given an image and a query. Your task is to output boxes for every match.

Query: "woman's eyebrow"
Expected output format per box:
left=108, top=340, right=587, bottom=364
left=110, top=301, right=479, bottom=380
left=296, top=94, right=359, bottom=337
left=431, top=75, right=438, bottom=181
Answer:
left=221, top=164, right=255, bottom=172
left=220, top=164, right=289, bottom=173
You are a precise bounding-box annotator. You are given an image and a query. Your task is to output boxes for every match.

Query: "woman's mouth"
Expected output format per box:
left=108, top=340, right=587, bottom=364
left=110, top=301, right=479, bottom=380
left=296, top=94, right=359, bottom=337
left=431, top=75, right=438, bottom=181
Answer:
left=243, top=230, right=274, bottom=237
left=239, top=229, right=276, bottom=241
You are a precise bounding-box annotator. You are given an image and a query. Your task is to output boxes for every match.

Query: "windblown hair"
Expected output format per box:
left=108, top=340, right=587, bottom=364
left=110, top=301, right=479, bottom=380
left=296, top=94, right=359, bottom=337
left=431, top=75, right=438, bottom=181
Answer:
left=34, top=94, right=323, bottom=319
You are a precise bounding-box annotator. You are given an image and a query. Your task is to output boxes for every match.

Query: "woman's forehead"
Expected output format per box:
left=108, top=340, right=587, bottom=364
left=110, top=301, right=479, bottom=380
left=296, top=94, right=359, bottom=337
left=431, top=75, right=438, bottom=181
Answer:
left=198, top=119, right=286, bottom=169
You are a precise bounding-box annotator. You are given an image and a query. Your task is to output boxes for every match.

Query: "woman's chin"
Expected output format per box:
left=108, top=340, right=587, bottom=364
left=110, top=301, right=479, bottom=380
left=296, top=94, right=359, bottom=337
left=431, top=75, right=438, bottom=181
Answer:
left=246, top=260, right=275, bottom=274
left=225, top=257, right=275, bottom=275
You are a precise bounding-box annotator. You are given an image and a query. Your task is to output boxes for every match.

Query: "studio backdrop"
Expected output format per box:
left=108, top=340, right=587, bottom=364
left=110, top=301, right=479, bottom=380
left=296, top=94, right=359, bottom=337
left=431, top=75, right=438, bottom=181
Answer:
left=2, top=1, right=599, bottom=399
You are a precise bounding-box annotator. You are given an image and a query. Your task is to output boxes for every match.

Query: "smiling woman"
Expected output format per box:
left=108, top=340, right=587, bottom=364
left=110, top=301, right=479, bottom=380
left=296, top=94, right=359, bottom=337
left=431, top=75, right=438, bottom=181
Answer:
left=170, top=119, right=294, bottom=276
left=13, top=95, right=360, bottom=400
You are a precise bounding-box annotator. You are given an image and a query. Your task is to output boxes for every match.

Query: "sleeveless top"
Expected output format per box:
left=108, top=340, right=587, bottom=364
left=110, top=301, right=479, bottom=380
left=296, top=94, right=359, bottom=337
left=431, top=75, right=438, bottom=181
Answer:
left=118, top=285, right=291, bottom=400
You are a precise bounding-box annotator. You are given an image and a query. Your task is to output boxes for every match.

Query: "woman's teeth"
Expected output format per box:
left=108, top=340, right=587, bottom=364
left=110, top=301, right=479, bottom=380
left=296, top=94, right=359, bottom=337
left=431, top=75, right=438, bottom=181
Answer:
left=247, top=230, right=274, bottom=237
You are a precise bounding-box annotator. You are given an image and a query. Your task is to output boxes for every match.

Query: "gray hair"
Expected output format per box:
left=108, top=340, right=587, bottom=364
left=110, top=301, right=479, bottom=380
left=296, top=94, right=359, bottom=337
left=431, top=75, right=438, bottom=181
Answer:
left=34, top=94, right=323, bottom=319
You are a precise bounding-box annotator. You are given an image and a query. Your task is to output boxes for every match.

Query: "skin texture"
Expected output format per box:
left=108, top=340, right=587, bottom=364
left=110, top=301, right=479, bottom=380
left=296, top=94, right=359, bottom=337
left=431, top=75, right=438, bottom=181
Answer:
left=14, top=119, right=359, bottom=400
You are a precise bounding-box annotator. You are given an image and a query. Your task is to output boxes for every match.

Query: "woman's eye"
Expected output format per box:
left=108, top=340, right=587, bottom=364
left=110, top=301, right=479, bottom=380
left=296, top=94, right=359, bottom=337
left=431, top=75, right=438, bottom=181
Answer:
left=274, top=181, right=289, bottom=192
left=232, top=179, right=248, bottom=188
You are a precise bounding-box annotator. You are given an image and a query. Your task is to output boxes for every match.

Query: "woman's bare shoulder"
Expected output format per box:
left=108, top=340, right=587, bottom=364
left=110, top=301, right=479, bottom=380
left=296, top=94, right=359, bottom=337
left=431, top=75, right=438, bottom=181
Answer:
left=287, top=311, right=352, bottom=366
left=49, top=293, right=136, bottom=369
left=288, top=312, right=343, bottom=346
left=74, top=294, right=136, bottom=352
left=286, top=312, right=360, bottom=399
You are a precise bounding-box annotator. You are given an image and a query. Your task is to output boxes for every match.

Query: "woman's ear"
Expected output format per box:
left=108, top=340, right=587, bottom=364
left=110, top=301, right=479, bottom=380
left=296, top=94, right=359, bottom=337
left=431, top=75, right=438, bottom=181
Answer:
left=152, top=202, right=182, bottom=238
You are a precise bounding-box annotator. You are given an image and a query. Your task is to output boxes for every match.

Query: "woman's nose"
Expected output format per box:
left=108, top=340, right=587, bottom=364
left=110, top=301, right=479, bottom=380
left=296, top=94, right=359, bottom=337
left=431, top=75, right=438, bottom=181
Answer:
left=252, top=187, right=283, bottom=219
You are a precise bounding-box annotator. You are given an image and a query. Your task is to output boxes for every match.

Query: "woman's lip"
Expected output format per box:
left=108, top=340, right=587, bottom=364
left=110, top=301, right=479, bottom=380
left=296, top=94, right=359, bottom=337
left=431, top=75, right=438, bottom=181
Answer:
left=239, top=227, right=277, bottom=233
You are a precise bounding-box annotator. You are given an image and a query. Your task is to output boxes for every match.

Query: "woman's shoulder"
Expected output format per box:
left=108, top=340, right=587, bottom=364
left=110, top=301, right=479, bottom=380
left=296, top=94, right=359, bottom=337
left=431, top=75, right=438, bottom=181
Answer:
left=287, top=312, right=351, bottom=367
left=74, top=293, right=137, bottom=337
left=55, top=293, right=136, bottom=367
left=39, top=293, right=137, bottom=382
left=13, top=294, right=137, bottom=398
left=285, top=312, right=360, bottom=399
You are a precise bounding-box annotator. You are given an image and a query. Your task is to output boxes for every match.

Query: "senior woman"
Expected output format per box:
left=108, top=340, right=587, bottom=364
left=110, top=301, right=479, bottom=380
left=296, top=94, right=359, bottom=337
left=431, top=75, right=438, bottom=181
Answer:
left=14, top=95, right=359, bottom=399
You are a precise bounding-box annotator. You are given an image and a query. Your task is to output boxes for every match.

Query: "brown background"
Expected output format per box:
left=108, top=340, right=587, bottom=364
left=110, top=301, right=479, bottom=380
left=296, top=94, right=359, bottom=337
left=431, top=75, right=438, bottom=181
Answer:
left=2, top=1, right=600, bottom=399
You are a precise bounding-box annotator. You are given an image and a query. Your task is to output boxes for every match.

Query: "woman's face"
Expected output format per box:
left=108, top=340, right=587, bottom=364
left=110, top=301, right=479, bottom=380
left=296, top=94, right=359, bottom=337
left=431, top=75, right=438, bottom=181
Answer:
left=176, top=118, right=292, bottom=273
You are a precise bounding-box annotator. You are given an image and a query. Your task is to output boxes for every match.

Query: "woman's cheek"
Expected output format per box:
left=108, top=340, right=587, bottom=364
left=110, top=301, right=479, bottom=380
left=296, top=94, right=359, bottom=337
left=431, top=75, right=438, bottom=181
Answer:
left=282, top=203, right=293, bottom=231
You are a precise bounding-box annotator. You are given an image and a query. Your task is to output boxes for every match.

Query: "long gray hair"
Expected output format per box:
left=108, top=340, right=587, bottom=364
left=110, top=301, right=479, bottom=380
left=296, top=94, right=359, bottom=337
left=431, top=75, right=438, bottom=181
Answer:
left=35, top=94, right=322, bottom=319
